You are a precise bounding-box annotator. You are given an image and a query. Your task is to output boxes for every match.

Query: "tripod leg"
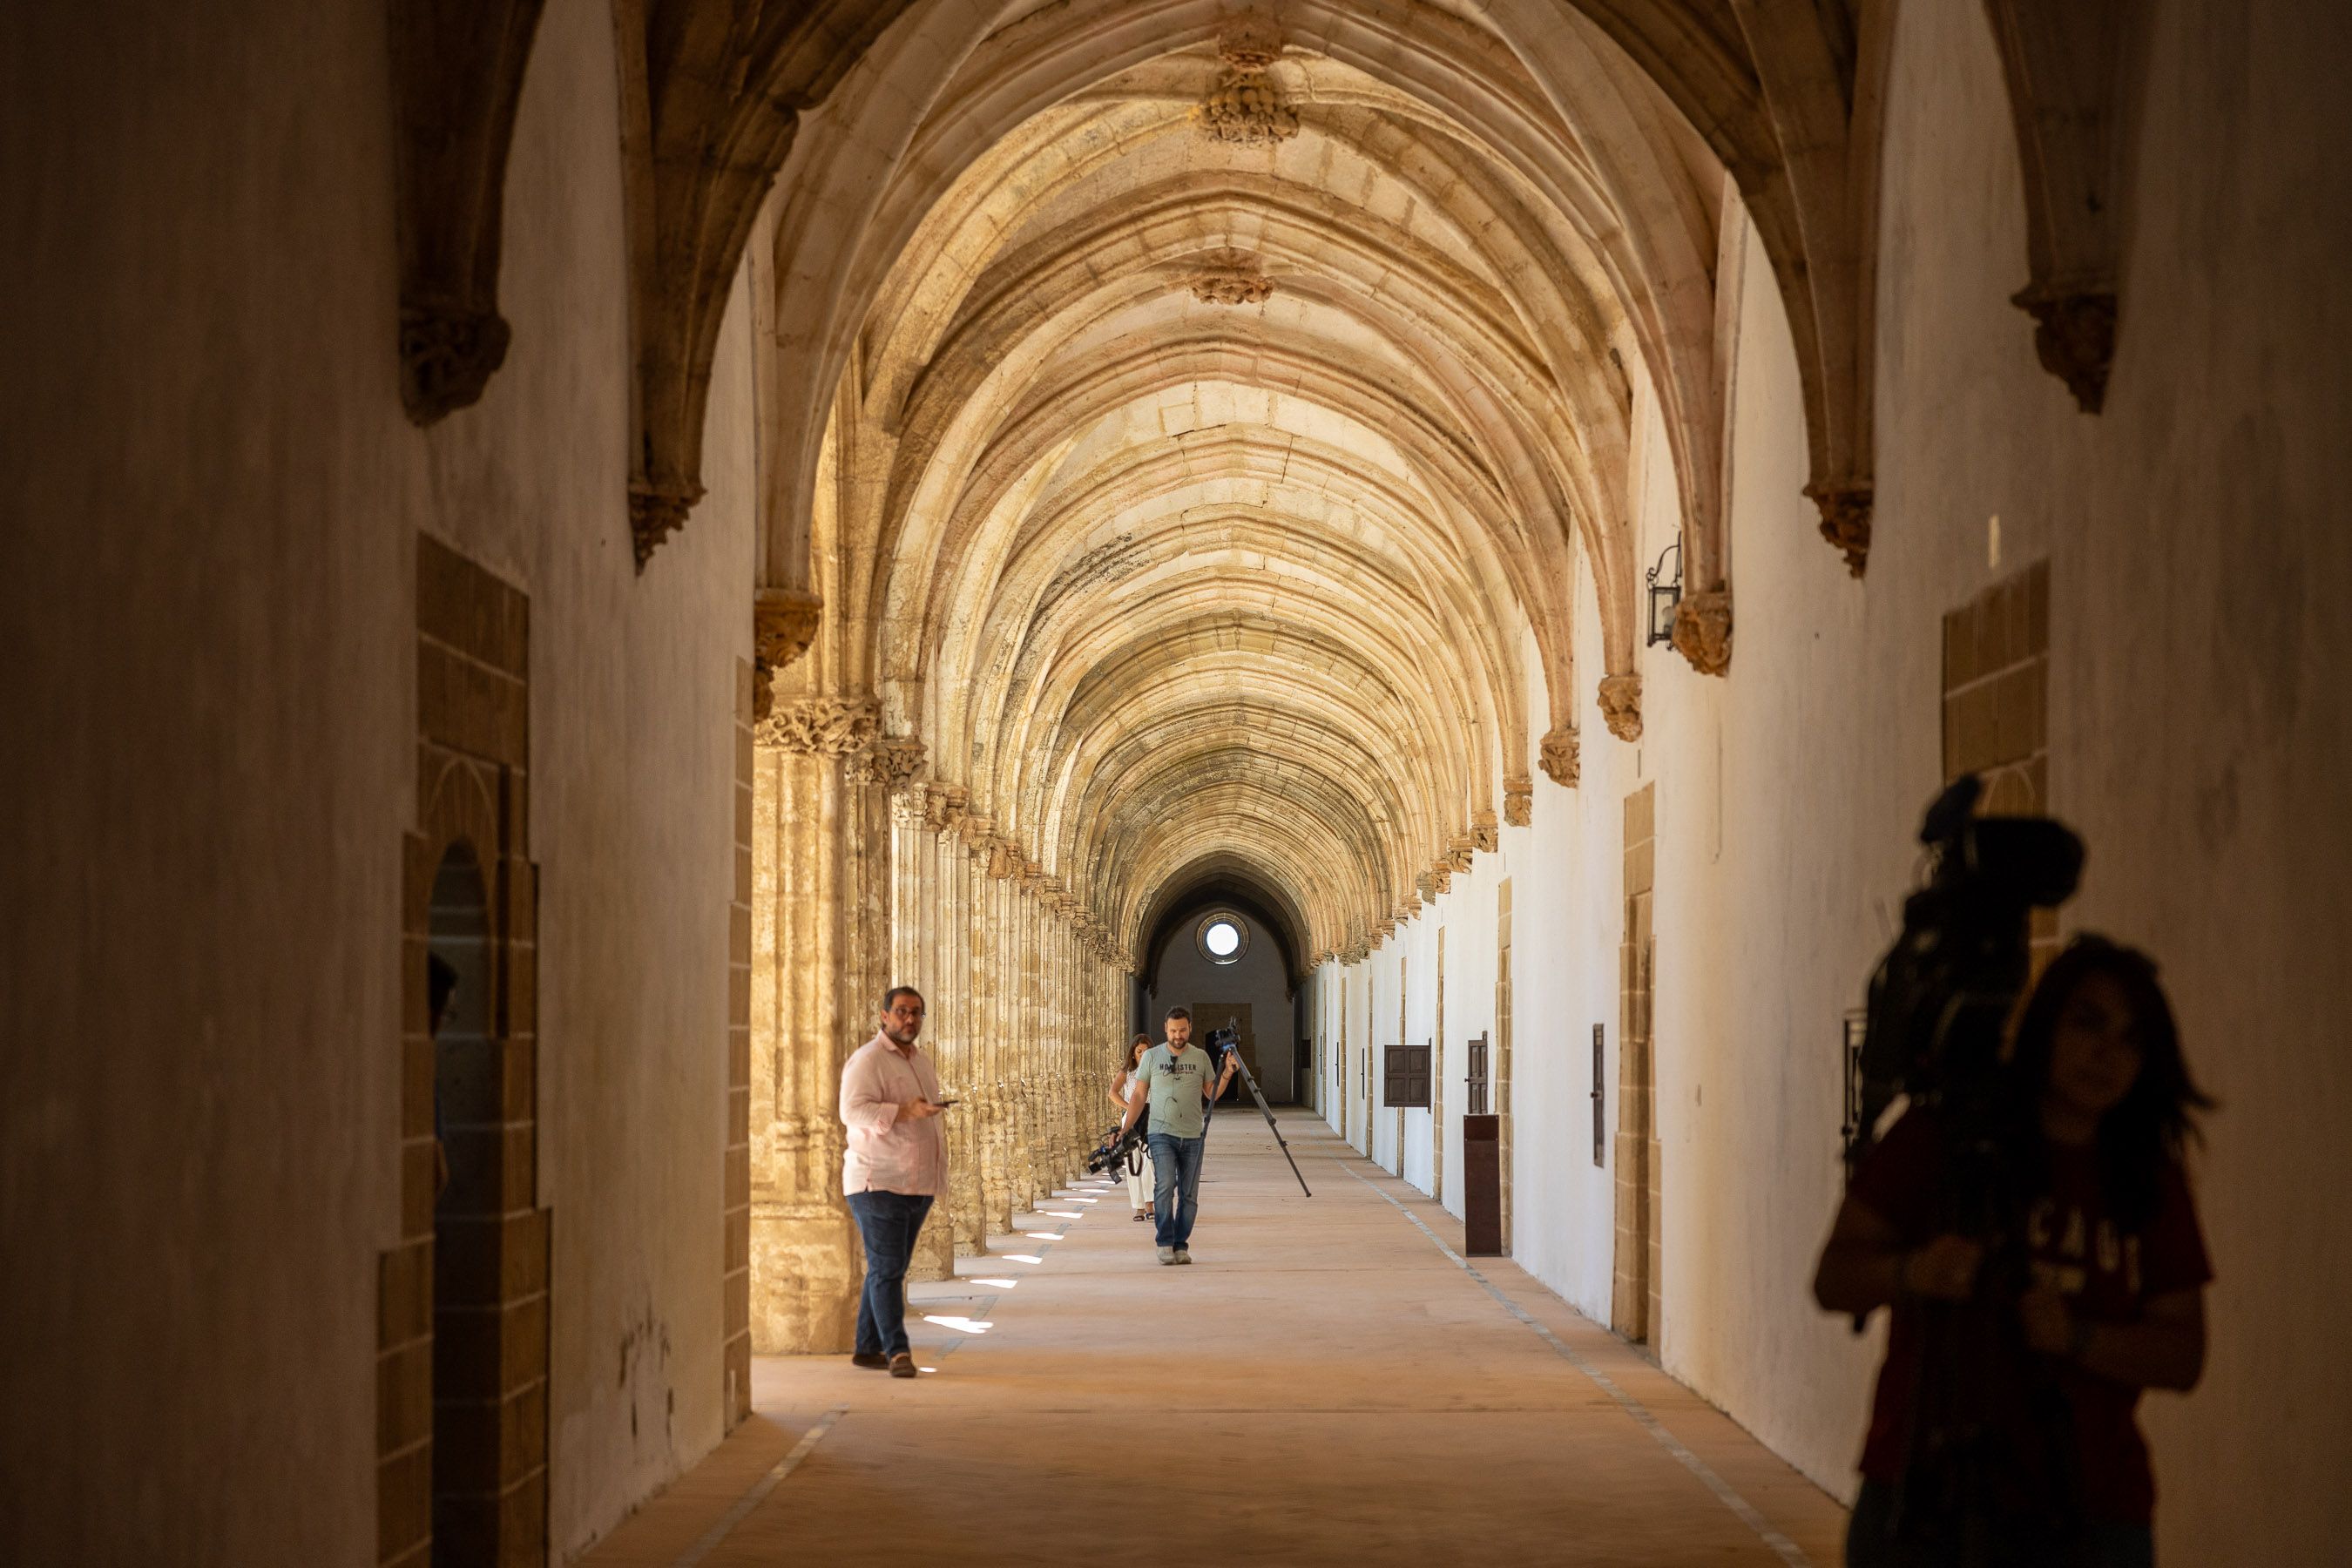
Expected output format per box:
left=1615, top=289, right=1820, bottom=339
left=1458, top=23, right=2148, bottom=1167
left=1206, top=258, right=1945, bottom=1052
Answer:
left=1229, top=1051, right=1313, bottom=1197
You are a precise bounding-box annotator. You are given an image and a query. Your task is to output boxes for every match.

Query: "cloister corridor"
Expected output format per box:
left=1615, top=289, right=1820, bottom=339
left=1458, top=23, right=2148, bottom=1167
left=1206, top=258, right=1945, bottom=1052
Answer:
left=9, top=0, right=2351, bottom=1565
left=580, top=1114, right=1847, bottom=1567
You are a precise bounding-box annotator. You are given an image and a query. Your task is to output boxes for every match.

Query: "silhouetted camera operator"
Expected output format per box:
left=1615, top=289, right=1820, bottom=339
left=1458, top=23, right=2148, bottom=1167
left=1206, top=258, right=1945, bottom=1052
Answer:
left=1817, top=934, right=2215, bottom=1567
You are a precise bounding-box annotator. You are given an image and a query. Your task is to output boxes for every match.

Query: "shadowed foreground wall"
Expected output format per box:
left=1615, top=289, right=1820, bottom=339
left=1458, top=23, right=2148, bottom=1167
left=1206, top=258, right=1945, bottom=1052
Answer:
left=0, top=0, right=755, bottom=1560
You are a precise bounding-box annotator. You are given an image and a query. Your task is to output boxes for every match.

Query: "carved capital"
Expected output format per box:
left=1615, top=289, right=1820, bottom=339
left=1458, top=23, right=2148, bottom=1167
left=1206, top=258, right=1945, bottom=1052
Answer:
left=1471, top=810, right=1499, bottom=853
left=854, top=736, right=925, bottom=794
left=924, top=785, right=967, bottom=835
left=1416, top=870, right=1439, bottom=903
left=399, top=305, right=511, bottom=425
left=1598, top=674, right=1643, bottom=742
left=1446, top=834, right=1477, bottom=873
left=1670, top=588, right=1733, bottom=677
left=754, top=694, right=879, bottom=756
left=1538, top=727, right=1581, bottom=787
left=985, top=840, right=1018, bottom=881
left=2012, top=284, right=2116, bottom=415
left=1806, top=482, right=1873, bottom=578
left=1504, top=779, right=1533, bottom=827
left=630, top=479, right=703, bottom=572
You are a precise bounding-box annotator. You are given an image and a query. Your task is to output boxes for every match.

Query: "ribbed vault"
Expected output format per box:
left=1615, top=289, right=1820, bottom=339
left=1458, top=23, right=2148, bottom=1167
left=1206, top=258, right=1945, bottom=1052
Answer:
left=767, top=3, right=1747, bottom=970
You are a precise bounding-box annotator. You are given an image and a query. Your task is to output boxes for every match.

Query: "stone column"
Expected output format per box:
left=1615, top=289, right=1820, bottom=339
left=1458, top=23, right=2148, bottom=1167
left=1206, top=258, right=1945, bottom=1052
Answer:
left=747, top=697, right=879, bottom=1355
left=889, top=775, right=956, bottom=1284
left=929, top=791, right=987, bottom=1256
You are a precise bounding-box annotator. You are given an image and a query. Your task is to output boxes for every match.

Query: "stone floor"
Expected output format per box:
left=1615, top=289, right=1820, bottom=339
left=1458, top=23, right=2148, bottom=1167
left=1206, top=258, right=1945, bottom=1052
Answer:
left=580, top=1112, right=1849, bottom=1566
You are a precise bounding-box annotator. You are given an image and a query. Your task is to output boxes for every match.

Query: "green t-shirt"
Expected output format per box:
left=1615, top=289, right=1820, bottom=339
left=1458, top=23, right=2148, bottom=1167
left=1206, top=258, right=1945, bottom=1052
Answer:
left=1137, top=1043, right=1220, bottom=1139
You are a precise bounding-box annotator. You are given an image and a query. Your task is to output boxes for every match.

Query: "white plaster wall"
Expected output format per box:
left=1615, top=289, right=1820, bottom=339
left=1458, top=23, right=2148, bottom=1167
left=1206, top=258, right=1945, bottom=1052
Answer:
left=0, top=0, right=755, bottom=1560
left=1311, top=8, right=2352, bottom=1557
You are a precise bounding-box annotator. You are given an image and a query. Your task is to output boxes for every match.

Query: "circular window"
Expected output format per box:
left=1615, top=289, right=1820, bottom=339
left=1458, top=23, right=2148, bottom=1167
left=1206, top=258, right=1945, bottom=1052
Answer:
left=1196, top=912, right=1249, bottom=964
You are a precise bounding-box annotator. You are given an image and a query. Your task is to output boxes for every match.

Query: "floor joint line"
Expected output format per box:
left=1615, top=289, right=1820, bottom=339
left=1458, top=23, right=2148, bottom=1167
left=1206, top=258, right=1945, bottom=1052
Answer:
left=672, top=1406, right=843, bottom=1568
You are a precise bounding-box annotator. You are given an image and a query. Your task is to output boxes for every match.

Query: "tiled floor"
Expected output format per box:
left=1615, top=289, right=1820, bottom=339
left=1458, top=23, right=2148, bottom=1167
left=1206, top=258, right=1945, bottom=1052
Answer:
left=578, top=1113, right=1848, bottom=1565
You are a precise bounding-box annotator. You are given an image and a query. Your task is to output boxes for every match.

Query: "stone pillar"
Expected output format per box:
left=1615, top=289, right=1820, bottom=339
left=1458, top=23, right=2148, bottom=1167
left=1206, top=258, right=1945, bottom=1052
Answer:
left=929, top=791, right=985, bottom=1256
left=747, top=702, right=875, bottom=1355
left=890, top=780, right=956, bottom=1284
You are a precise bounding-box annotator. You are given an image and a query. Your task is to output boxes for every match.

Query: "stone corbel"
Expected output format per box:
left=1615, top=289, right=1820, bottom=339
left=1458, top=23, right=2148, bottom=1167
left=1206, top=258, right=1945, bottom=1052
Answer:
left=1807, top=483, right=1874, bottom=578
left=389, top=0, right=546, bottom=424
left=1445, top=835, right=1476, bottom=874
left=985, top=840, right=1018, bottom=881
left=1538, top=727, right=1581, bottom=787
left=752, top=588, right=823, bottom=723
left=1983, top=0, right=2143, bottom=415
left=1598, top=674, right=1643, bottom=742
left=1471, top=810, right=1499, bottom=853
left=1503, top=779, right=1533, bottom=827
left=1416, top=871, right=1439, bottom=903
left=1670, top=588, right=1733, bottom=677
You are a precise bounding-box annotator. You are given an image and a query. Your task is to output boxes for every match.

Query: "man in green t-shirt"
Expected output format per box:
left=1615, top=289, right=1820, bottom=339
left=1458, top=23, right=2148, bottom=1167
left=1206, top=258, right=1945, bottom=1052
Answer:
left=1114, top=1007, right=1236, bottom=1264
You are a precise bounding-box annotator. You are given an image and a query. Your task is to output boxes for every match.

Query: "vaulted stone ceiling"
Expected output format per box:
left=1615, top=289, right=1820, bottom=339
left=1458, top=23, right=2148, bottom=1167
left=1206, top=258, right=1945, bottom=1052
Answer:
left=767, top=5, right=1739, bottom=967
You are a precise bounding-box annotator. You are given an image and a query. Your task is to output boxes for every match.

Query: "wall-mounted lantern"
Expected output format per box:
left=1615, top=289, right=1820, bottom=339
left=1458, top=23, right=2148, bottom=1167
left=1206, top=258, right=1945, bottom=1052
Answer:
left=1646, top=539, right=1684, bottom=647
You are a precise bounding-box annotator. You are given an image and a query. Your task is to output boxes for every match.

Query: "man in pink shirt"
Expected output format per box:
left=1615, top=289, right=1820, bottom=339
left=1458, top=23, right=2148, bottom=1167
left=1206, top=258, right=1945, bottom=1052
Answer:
left=840, top=986, right=950, bottom=1377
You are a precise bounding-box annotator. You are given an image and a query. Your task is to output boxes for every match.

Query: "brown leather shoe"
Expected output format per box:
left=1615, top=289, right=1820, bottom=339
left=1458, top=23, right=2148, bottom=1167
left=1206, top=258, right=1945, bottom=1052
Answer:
left=889, top=1352, right=917, bottom=1379
left=850, top=1352, right=889, bottom=1369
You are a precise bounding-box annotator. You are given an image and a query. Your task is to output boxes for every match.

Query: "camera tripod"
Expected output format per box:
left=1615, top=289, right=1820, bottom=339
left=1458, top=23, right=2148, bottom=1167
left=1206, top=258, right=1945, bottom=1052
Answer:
left=1212, top=1020, right=1312, bottom=1197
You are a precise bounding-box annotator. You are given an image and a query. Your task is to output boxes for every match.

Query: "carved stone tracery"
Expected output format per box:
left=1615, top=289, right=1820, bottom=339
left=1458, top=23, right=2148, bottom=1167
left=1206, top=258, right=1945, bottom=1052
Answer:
left=754, top=694, right=879, bottom=755
left=1193, top=21, right=1299, bottom=146
left=1186, top=251, right=1275, bottom=307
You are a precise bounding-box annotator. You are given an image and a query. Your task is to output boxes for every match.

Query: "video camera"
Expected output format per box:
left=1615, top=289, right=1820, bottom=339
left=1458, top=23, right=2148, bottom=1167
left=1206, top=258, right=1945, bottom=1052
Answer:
left=1848, top=774, right=2084, bottom=1175
left=1084, top=1118, right=1146, bottom=1177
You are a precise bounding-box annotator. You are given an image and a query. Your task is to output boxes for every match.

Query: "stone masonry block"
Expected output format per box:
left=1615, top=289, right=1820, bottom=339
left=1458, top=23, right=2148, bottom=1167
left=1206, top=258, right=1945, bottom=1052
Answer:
left=376, top=1443, right=431, bottom=1564
left=379, top=1240, right=434, bottom=1351
left=417, top=533, right=528, bottom=678
left=377, top=1339, right=432, bottom=1455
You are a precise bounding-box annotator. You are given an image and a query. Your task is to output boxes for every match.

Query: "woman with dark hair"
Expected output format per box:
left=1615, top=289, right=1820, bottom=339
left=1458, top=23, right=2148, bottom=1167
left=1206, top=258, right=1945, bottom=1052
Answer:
left=1109, top=1033, right=1153, bottom=1220
left=1815, top=936, right=2216, bottom=1567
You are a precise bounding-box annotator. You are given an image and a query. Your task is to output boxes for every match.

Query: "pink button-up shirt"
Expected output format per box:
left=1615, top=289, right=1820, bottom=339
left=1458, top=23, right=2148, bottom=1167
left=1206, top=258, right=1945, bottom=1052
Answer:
left=839, top=1031, right=947, bottom=1197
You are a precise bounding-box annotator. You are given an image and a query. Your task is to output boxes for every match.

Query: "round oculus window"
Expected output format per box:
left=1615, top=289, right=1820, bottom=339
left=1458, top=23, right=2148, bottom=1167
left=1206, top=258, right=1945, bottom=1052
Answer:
left=1196, top=913, right=1248, bottom=964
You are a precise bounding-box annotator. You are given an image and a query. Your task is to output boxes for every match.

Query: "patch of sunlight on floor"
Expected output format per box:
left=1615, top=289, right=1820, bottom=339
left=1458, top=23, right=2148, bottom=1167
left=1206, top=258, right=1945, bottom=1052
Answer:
left=1024, top=1232, right=1064, bottom=1240
left=1003, top=1254, right=1043, bottom=1263
left=1044, top=1210, right=1083, bottom=1218
left=921, top=1315, right=993, bottom=1334
left=971, top=1277, right=1019, bottom=1288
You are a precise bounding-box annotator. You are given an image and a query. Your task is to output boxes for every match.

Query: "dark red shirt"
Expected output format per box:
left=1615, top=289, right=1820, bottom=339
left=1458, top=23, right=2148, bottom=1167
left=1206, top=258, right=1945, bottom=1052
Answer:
left=1849, top=1108, right=2211, bottom=1524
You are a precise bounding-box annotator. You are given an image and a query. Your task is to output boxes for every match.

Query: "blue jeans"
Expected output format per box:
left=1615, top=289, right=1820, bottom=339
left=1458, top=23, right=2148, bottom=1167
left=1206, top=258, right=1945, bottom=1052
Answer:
left=1845, top=1482, right=2154, bottom=1568
left=1147, top=1132, right=1206, bottom=1248
left=846, top=1190, right=933, bottom=1357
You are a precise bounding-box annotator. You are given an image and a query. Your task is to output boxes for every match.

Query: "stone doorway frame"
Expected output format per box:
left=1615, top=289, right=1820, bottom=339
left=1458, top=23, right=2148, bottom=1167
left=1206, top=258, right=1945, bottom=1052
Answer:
left=378, top=534, right=550, bottom=1568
